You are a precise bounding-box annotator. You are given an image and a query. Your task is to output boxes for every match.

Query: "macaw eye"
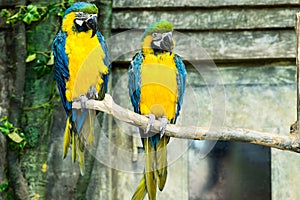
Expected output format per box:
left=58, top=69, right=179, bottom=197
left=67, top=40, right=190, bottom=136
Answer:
left=88, top=14, right=97, bottom=18
left=152, top=32, right=162, bottom=40
left=76, top=12, right=83, bottom=17
left=75, top=12, right=87, bottom=20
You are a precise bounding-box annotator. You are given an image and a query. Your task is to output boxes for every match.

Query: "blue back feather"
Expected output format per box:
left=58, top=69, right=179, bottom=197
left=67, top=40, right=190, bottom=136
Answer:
left=53, top=30, right=72, bottom=113
left=128, top=52, right=143, bottom=114
left=174, top=54, right=186, bottom=123
left=97, top=32, right=111, bottom=97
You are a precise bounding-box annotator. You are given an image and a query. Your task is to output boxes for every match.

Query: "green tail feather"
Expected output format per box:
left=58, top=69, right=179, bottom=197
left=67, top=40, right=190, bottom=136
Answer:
left=81, top=109, right=95, bottom=147
left=77, top=110, right=95, bottom=175
left=78, top=146, right=85, bottom=175
left=63, top=110, right=96, bottom=175
left=156, top=135, right=169, bottom=191
left=72, top=131, right=76, bottom=163
left=63, top=116, right=71, bottom=158
left=132, top=135, right=170, bottom=199
left=131, top=175, right=147, bottom=200
left=87, top=110, right=95, bottom=146
left=145, top=138, right=157, bottom=200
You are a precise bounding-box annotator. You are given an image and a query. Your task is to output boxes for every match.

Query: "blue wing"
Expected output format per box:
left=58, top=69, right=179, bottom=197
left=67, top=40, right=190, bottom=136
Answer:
left=173, top=54, right=187, bottom=123
left=97, top=31, right=111, bottom=99
left=53, top=30, right=71, bottom=114
left=128, top=51, right=144, bottom=114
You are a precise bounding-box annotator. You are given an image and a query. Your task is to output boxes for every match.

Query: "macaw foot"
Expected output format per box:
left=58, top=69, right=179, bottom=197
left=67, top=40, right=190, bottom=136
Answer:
left=88, top=86, right=98, bottom=99
left=74, top=94, right=89, bottom=110
left=145, top=114, right=156, bottom=134
left=158, top=116, right=169, bottom=137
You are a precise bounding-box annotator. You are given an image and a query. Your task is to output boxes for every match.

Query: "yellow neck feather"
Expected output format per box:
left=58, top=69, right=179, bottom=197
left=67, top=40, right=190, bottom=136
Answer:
left=62, top=12, right=76, bottom=35
left=142, top=35, right=154, bottom=55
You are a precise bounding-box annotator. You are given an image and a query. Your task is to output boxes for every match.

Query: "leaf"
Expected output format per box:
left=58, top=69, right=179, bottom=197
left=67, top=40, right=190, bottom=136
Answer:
left=34, top=64, right=45, bottom=72
left=46, top=52, right=54, bottom=65
left=68, top=0, right=75, bottom=5
left=57, top=9, right=65, bottom=17
left=0, top=116, right=7, bottom=122
left=23, top=5, right=41, bottom=24
left=3, top=121, right=13, bottom=129
left=27, top=4, right=35, bottom=11
left=1, top=9, right=10, bottom=17
left=0, top=127, right=9, bottom=135
left=0, top=180, right=9, bottom=192
left=23, top=13, right=40, bottom=24
left=22, top=15, right=31, bottom=24
left=26, top=53, right=36, bottom=62
left=9, top=12, right=20, bottom=20
left=7, top=132, right=24, bottom=143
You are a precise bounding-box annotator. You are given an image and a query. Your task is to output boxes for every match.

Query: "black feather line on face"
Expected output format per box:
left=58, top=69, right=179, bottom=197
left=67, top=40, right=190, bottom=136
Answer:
left=74, top=12, right=98, bottom=37
left=74, top=19, right=90, bottom=33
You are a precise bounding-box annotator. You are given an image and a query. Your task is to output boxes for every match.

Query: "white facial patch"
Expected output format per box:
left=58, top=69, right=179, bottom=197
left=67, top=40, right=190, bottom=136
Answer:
left=75, top=12, right=85, bottom=19
left=75, top=19, right=84, bottom=26
left=153, top=40, right=161, bottom=47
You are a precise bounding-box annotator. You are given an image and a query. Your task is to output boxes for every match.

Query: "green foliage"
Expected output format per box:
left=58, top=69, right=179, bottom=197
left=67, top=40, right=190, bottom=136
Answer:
left=1, top=0, right=74, bottom=25
left=22, top=5, right=43, bottom=24
left=1, top=1, right=74, bottom=78
left=24, top=125, right=39, bottom=148
left=0, top=180, right=9, bottom=193
left=25, top=53, right=37, bottom=62
left=0, top=116, right=26, bottom=152
left=26, top=51, right=54, bottom=78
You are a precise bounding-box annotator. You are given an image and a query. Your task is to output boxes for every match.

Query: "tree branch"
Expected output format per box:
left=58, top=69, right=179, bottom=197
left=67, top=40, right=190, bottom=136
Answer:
left=72, top=94, right=300, bottom=153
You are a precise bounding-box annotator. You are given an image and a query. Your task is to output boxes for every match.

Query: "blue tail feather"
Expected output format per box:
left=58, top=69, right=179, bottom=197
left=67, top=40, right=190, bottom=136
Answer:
left=72, top=109, right=89, bottom=133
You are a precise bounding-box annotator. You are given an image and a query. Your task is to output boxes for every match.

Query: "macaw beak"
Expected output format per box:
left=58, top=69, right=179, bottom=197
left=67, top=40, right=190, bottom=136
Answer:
left=86, top=15, right=98, bottom=38
left=161, top=31, right=173, bottom=52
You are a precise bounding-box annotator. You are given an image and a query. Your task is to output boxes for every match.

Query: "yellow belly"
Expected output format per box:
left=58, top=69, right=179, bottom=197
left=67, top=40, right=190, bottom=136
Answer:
left=140, top=53, right=178, bottom=120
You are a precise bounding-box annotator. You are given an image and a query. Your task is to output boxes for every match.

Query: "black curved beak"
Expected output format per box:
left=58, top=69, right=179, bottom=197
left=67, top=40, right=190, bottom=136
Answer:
left=161, top=32, right=173, bottom=52
left=86, top=15, right=98, bottom=38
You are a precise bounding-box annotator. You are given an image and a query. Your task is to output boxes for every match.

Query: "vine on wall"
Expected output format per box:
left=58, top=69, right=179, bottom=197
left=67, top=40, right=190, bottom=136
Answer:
left=1, top=0, right=74, bottom=77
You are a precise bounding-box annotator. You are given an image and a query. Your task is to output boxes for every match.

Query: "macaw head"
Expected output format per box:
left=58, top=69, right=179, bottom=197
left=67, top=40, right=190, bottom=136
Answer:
left=63, top=2, right=98, bottom=37
left=142, top=20, right=174, bottom=53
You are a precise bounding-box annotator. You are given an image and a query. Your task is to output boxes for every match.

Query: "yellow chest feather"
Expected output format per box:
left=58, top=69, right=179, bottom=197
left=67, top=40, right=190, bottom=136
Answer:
left=140, top=53, right=178, bottom=120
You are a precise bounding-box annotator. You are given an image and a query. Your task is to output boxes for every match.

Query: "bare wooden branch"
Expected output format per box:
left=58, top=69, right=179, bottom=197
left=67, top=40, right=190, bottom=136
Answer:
left=72, top=94, right=300, bottom=153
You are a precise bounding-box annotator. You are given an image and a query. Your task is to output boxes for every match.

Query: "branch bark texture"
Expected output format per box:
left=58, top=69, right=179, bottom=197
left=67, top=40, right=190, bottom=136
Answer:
left=72, top=94, right=300, bottom=153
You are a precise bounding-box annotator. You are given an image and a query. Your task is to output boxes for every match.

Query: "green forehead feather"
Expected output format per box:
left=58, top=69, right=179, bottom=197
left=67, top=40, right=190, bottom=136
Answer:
left=79, top=4, right=98, bottom=14
left=64, top=2, right=98, bottom=16
left=142, top=20, right=173, bottom=39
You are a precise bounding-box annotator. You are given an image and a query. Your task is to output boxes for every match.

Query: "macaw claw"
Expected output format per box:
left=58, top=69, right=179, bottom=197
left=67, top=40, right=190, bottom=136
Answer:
left=74, top=94, right=89, bottom=110
left=87, top=86, right=98, bottom=99
left=158, top=117, right=169, bottom=137
left=145, top=114, right=156, bottom=134
left=80, top=95, right=88, bottom=110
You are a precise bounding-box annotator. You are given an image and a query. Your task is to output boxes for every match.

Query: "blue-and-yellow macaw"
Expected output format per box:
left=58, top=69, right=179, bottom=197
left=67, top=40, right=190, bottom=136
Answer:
left=128, top=20, right=186, bottom=200
left=52, top=2, right=110, bottom=175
